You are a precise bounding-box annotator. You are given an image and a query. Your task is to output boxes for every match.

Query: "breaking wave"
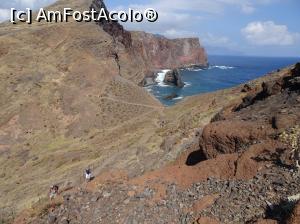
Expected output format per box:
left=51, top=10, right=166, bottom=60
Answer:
left=186, top=68, right=204, bottom=72
left=173, top=96, right=183, bottom=100
left=210, top=65, right=235, bottom=70
left=156, top=69, right=171, bottom=87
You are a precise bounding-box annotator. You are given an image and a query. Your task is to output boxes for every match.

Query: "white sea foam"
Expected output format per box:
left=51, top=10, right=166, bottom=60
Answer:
left=184, top=82, right=192, bottom=87
left=156, top=69, right=171, bottom=87
left=186, top=68, right=203, bottom=72
left=211, top=65, right=235, bottom=70
left=173, top=96, right=183, bottom=100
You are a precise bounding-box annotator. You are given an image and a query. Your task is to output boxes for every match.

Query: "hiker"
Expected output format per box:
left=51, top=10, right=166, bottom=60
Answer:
left=85, top=169, right=93, bottom=182
left=49, top=185, right=59, bottom=200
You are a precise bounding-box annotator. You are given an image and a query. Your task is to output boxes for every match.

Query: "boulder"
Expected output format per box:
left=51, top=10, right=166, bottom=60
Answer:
left=199, top=120, right=269, bottom=158
left=163, top=93, right=179, bottom=100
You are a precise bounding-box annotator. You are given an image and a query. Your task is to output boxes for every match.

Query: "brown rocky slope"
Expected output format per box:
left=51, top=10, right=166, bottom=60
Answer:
left=19, top=64, right=300, bottom=223
left=0, top=0, right=209, bottom=220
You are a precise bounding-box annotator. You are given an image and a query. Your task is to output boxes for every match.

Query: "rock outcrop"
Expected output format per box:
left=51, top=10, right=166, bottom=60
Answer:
left=131, top=31, right=208, bottom=70
left=192, top=67, right=300, bottom=180
left=90, top=0, right=132, bottom=48
left=163, top=69, right=185, bottom=87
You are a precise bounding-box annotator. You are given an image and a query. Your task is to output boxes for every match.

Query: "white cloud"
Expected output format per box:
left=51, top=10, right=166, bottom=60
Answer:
left=163, top=29, right=197, bottom=38
left=201, top=33, right=230, bottom=45
left=241, top=21, right=300, bottom=46
left=112, top=0, right=276, bottom=40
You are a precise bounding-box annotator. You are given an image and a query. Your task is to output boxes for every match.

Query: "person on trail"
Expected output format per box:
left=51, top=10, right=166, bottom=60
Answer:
left=85, top=169, right=93, bottom=182
left=49, top=185, right=59, bottom=200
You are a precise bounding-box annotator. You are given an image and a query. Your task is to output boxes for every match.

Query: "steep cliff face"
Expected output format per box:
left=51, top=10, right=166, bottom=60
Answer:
left=90, top=0, right=208, bottom=78
left=131, top=31, right=208, bottom=70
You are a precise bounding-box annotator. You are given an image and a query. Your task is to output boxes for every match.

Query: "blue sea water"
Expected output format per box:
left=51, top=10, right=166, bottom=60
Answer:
left=146, top=55, right=300, bottom=106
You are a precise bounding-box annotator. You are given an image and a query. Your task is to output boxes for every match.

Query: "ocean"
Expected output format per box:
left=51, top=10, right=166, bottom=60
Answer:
left=145, top=55, right=300, bottom=106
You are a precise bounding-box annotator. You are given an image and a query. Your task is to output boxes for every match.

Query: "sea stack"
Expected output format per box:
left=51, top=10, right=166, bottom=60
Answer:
left=163, top=69, right=185, bottom=88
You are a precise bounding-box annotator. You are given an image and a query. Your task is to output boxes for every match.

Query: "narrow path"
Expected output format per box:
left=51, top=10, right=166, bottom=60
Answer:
left=101, top=96, right=164, bottom=109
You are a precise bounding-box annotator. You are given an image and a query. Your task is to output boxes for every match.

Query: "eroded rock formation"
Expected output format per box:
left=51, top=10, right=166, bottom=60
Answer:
left=163, top=69, right=185, bottom=87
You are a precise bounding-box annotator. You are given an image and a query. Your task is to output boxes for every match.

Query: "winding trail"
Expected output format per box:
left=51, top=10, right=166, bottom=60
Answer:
left=101, top=96, right=164, bottom=109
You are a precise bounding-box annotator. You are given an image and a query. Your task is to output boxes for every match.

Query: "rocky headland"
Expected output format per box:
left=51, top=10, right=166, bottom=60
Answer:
left=132, top=31, right=208, bottom=87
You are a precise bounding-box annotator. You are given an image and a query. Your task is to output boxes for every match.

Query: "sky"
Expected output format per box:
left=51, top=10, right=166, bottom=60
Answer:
left=0, top=0, right=299, bottom=57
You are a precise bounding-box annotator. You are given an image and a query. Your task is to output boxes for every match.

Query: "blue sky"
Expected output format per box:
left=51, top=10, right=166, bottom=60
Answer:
left=0, top=0, right=299, bottom=57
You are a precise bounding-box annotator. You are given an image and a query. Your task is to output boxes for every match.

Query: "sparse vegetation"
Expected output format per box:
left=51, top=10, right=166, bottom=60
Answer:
left=0, top=207, right=15, bottom=224
left=279, top=125, right=300, bottom=169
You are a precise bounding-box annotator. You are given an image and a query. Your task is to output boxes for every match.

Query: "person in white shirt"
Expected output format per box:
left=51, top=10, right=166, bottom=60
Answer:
left=85, top=169, right=92, bottom=182
left=49, top=185, right=59, bottom=200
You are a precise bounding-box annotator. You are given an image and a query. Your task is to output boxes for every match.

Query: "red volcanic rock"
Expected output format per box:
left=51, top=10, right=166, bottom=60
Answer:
left=131, top=31, right=208, bottom=70
left=199, top=120, right=269, bottom=158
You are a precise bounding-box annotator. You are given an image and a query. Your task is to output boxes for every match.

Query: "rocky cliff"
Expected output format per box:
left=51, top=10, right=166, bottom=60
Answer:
left=131, top=31, right=208, bottom=70
left=90, top=0, right=208, bottom=81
